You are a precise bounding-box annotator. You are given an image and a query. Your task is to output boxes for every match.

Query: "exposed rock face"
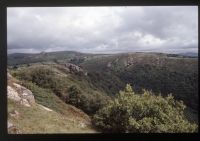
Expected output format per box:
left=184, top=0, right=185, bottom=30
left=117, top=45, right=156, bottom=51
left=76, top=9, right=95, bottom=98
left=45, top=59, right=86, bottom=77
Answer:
left=7, top=73, right=35, bottom=107
left=65, top=63, right=83, bottom=73
left=64, top=63, right=87, bottom=76
left=13, top=83, right=35, bottom=105
left=7, top=86, right=21, bottom=102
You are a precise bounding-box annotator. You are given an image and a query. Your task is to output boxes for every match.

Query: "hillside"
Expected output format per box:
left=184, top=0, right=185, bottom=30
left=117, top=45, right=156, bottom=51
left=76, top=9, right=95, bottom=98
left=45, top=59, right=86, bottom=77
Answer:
left=81, top=53, right=198, bottom=111
left=7, top=73, right=97, bottom=133
left=7, top=51, right=198, bottom=131
left=7, top=51, right=110, bottom=66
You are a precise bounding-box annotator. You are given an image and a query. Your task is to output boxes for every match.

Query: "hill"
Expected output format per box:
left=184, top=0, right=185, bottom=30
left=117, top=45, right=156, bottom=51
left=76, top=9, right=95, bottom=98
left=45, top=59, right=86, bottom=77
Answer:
left=8, top=51, right=198, bottom=124
left=7, top=51, right=110, bottom=66
left=80, top=52, right=198, bottom=111
left=7, top=73, right=97, bottom=133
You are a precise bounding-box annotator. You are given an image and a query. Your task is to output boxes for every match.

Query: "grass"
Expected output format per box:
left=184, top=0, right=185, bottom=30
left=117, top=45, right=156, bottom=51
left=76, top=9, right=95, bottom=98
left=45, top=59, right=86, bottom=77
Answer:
left=8, top=99, right=97, bottom=133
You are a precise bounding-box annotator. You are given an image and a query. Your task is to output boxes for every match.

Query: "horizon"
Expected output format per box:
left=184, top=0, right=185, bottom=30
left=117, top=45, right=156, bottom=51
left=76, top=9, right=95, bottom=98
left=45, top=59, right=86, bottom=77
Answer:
left=7, top=49, right=198, bottom=56
left=7, top=6, right=198, bottom=54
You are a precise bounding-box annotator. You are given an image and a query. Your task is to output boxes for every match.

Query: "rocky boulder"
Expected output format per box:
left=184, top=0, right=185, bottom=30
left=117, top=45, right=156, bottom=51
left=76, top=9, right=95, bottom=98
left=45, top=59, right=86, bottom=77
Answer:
left=7, top=86, right=21, bottom=102
left=65, top=63, right=83, bottom=72
left=7, top=73, right=35, bottom=107
left=13, top=83, right=35, bottom=105
left=64, top=63, right=87, bottom=75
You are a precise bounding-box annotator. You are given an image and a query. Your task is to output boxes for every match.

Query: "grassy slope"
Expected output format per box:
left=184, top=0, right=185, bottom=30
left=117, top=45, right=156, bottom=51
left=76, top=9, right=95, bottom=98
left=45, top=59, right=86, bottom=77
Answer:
left=7, top=73, right=98, bottom=133
left=10, top=65, right=110, bottom=115
left=8, top=99, right=97, bottom=133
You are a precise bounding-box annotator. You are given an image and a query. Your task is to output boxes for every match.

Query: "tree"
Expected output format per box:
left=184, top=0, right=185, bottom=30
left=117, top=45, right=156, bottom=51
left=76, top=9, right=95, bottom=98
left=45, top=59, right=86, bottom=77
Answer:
left=92, top=84, right=197, bottom=133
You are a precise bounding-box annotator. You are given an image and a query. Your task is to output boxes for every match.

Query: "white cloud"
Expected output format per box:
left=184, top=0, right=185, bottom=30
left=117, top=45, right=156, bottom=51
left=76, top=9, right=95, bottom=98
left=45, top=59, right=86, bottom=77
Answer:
left=7, top=6, right=198, bottom=54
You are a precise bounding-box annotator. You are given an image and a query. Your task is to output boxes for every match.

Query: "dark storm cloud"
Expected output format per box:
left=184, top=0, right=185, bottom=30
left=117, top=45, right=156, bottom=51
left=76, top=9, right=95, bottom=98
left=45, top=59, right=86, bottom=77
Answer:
left=7, top=6, right=198, bottom=54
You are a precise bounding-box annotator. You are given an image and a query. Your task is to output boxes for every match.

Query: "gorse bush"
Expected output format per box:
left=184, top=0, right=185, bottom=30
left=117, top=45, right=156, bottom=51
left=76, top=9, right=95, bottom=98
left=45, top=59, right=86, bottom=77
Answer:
left=93, top=84, right=198, bottom=133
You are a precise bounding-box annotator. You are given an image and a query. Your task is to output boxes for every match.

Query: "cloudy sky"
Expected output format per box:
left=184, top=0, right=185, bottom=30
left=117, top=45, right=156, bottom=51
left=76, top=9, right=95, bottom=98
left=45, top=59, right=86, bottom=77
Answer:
left=7, top=6, right=198, bottom=54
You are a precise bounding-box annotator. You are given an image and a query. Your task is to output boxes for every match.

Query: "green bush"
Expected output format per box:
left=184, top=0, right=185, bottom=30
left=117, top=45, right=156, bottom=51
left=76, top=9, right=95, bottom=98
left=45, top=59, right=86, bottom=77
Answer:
left=12, top=66, right=68, bottom=97
left=93, top=84, right=198, bottom=133
left=66, top=85, right=109, bottom=115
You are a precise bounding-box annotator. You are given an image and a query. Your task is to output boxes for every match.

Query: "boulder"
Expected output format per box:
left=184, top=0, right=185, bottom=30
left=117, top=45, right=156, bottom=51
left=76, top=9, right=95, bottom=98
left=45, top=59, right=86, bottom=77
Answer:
left=13, top=83, right=35, bottom=105
left=7, top=82, right=35, bottom=107
left=7, top=86, right=21, bottom=102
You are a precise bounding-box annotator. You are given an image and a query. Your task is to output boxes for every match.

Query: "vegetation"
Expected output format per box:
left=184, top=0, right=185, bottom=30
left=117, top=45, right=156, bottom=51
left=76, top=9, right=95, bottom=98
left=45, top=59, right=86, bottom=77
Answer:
left=20, top=81, right=71, bottom=115
left=93, top=84, right=197, bottom=133
left=66, top=85, right=109, bottom=114
left=8, top=99, right=96, bottom=133
left=8, top=51, right=198, bottom=133
left=11, top=65, right=110, bottom=115
left=82, top=53, right=198, bottom=112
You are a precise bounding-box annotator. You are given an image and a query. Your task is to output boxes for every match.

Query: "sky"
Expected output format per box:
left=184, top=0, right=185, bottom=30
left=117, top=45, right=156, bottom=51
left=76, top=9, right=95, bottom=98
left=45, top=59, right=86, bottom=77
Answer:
left=7, top=6, right=198, bottom=54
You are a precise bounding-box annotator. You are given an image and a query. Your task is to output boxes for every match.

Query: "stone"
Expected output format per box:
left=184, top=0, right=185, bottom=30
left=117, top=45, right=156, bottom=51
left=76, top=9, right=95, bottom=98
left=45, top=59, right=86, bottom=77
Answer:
left=8, top=121, right=13, bottom=128
left=7, top=86, right=21, bottom=102
left=8, top=82, right=35, bottom=107
left=20, top=99, right=31, bottom=107
left=13, top=83, right=35, bottom=105
left=65, top=63, right=83, bottom=73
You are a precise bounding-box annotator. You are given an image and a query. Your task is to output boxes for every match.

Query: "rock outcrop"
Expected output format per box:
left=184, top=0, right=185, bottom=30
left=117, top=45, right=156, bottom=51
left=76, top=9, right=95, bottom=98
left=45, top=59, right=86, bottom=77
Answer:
left=7, top=86, right=21, bottom=102
left=65, top=63, right=83, bottom=73
left=7, top=73, right=35, bottom=107
left=13, top=83, right=35, bottom=106
left=64, top=63, right=87, bottom=75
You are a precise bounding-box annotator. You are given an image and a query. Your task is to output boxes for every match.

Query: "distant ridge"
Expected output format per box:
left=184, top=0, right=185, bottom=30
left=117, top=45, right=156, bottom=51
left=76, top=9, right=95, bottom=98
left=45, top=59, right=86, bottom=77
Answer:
left=178, top=52, right=198, bottom=57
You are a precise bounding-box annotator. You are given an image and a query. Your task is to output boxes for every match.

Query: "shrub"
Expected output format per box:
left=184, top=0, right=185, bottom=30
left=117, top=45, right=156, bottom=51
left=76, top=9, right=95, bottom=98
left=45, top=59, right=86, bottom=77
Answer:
left=66, top=85, right=109, bottom=115
left=92, top=84, right=198, bottom=133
